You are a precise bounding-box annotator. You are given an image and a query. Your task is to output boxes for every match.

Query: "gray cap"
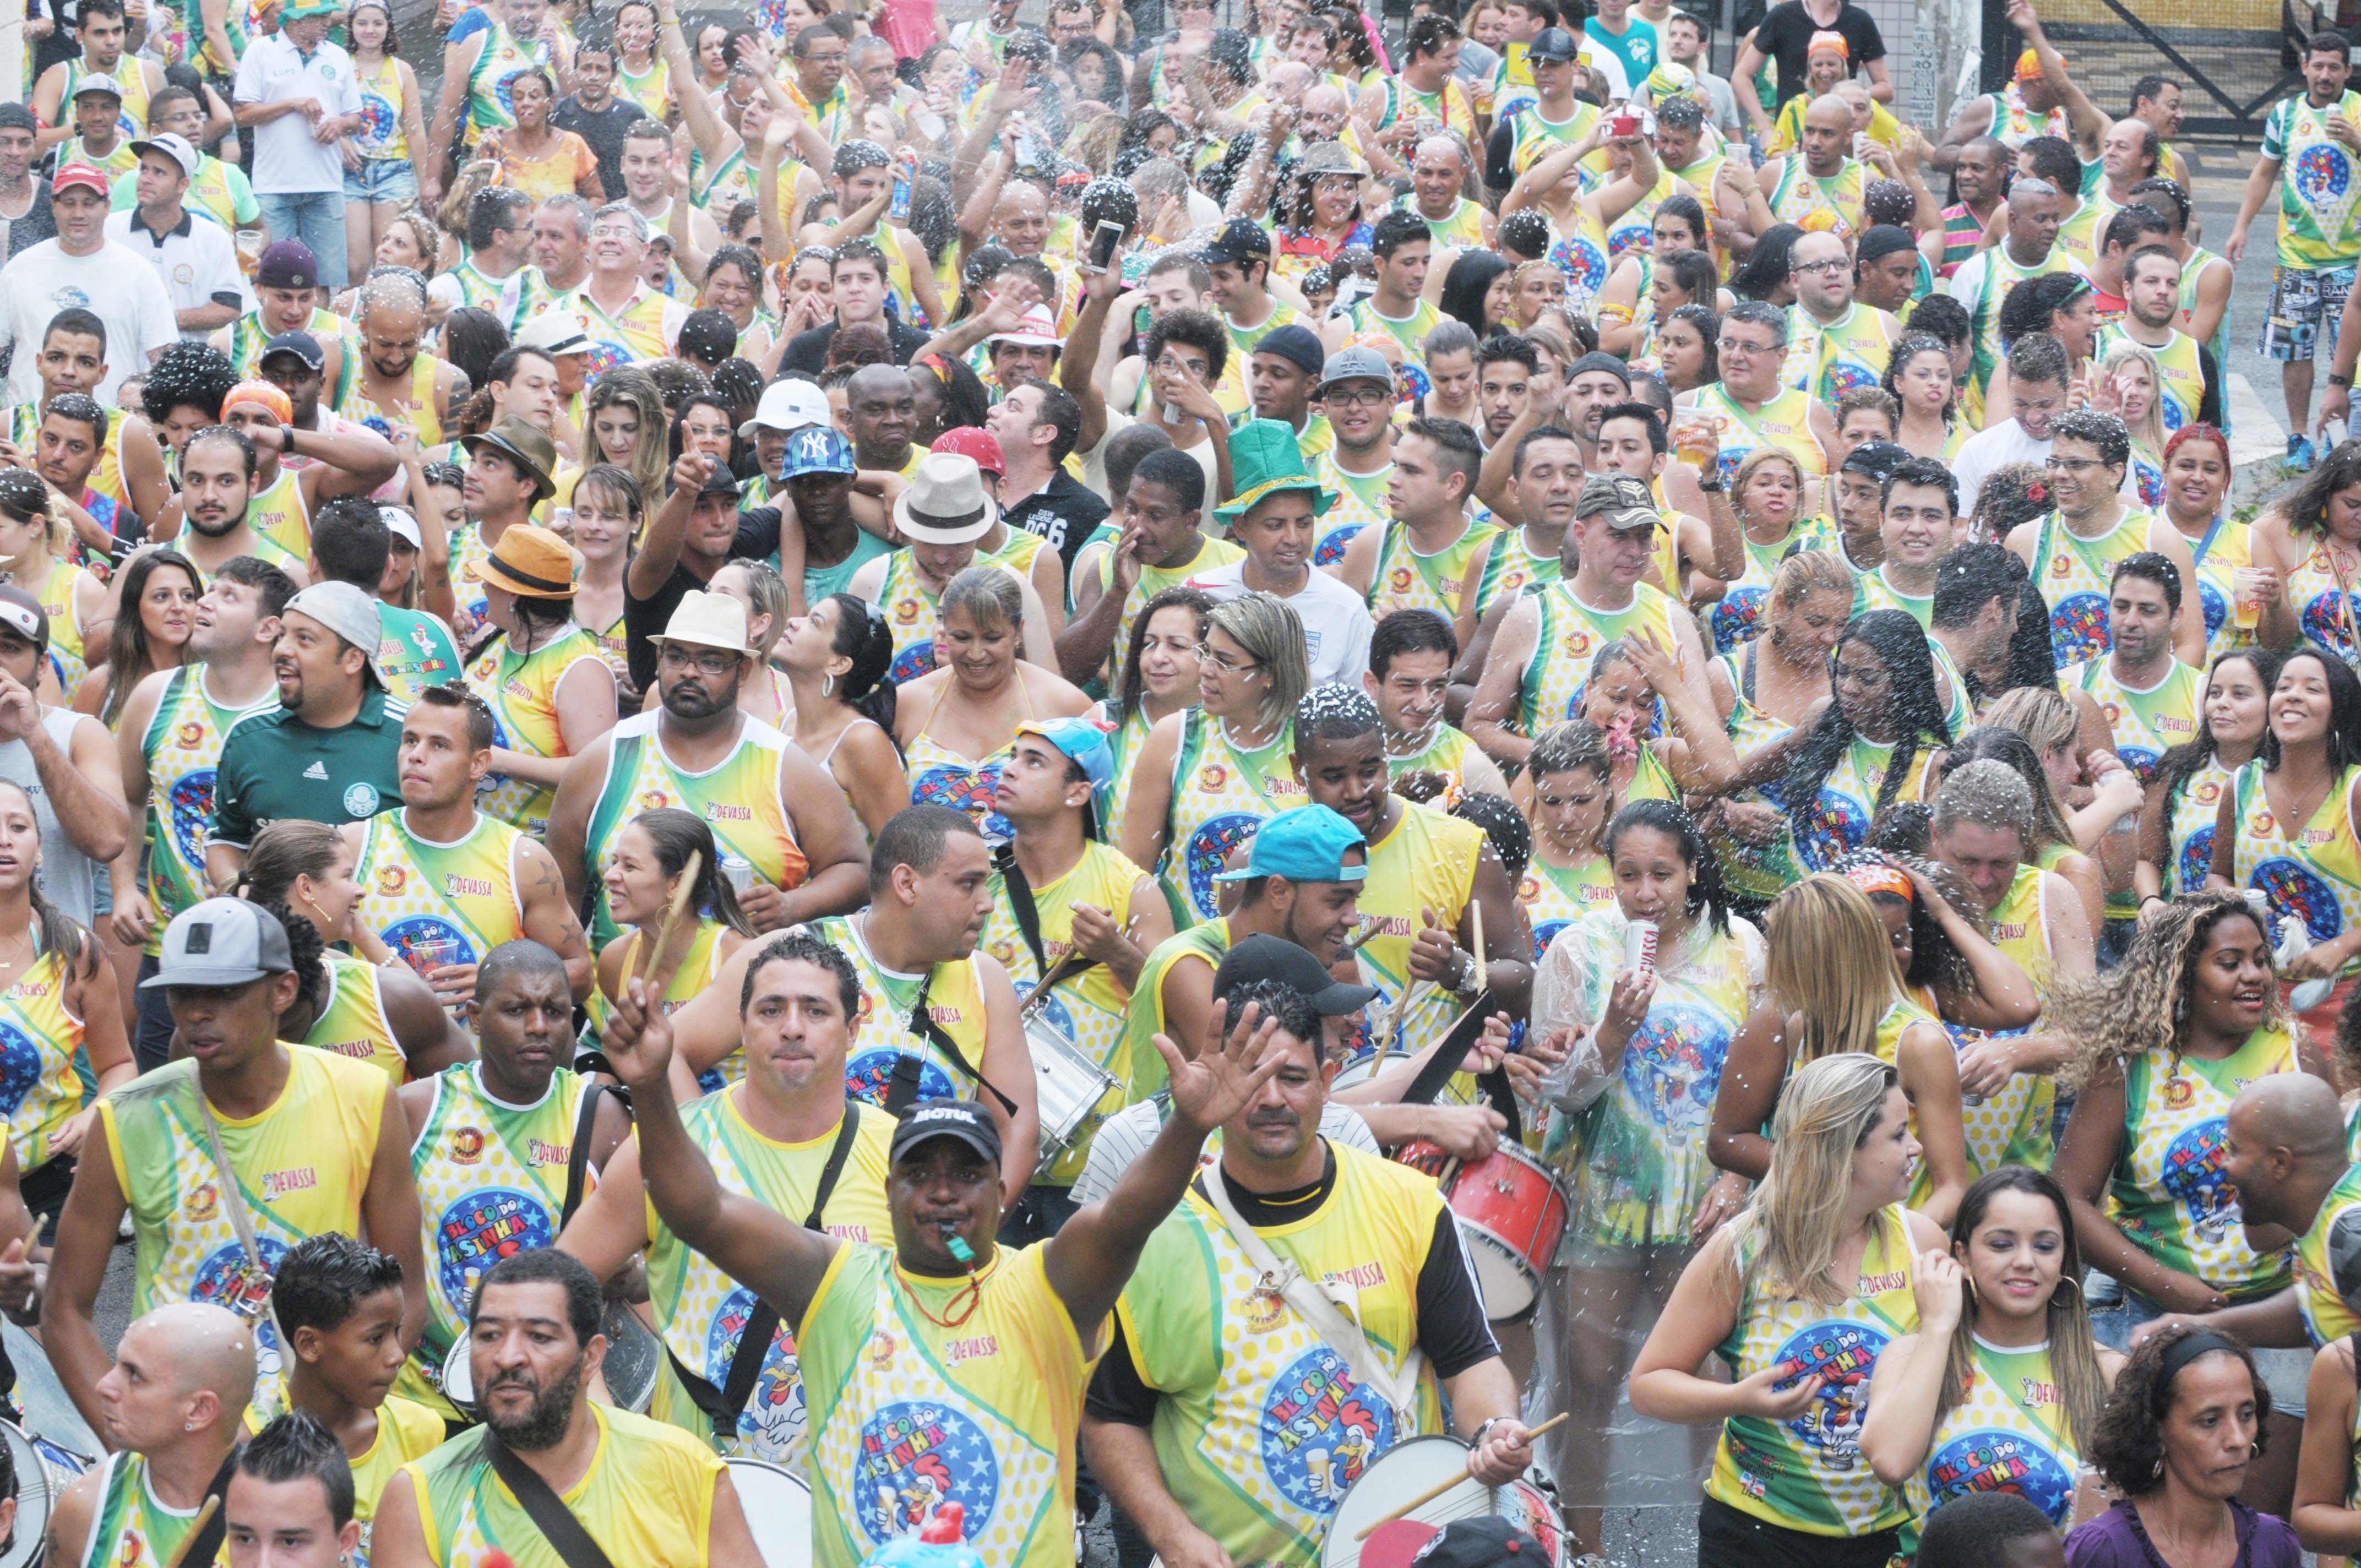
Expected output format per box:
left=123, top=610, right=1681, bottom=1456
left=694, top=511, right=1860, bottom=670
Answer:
left=1576, top=472, right=1662, bottom=531
left=142, top=899, right=294, bottom=989
left=282, top=581, right=384, bottom=683
left=1314, top=346, right=1395, bottom=398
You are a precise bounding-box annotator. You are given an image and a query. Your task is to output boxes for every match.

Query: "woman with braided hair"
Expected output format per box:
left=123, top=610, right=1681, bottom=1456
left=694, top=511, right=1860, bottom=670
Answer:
left=2051, top=890, right=2325, bottom=1509
left=238, top=820, right=471, bottom=1084
left=1778, top=608, right=1954, bottom=875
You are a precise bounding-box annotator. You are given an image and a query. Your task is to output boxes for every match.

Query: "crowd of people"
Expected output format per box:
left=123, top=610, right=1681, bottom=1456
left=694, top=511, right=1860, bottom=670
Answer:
left=6, top=0, right=2361, bottom=1564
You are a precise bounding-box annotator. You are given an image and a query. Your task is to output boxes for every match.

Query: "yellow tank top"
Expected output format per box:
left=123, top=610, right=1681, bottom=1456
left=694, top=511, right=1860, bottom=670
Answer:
left=338, top=352, right=445, bottom=448
left=1519, top=852, right=1617, bottom=961
left=1690, top=383, right=1828, bottom=490
left=0, top=938, right=89, bottom=1174
left=248, top=465, right=313, bottom=563
left=2284, top=531, right=2361, bottom=663
left=34, top=557, right=92, bottom=699
left=813, top=913, right=999, bottom=1110
left=243, top=1379, right=445, bottom=1558
left=1346, top=804, right=1486, bottom=1079
left=465, top=624, right=608, bottom=836
left=2228, top=760, right=2361, bottom=978
left=352, top=56, right=409, bottom=161
left=2030, top=508, right=2161, bottom=669
left=1367, top=520, right=1500, bottom=627
left=355, top=810, right=529, bottom=980
left=1946, top=863, right=2060, bottom=1175
left=1161, top=712, right=1305, bottom=925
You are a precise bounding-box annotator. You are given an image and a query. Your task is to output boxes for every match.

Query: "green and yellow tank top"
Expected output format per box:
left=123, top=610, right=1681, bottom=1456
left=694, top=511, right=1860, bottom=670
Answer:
left=1785, top=302, right=1897, bottom=407
left=2075, top=655, right=2203, bottom=790
left=1390, top=192, right=1487, bottom=251
left=2283, top=531, right=2361, bottom=662
left=877, top=549, right=949, bottom=684
left=101, top=1046, right=387, bottom=1376
left=1946, top=862, right=2060, bottom=1177
left=979, top=841, right=1150, bottom=1184
left=2095, top=322, right=2205, bottom=435
left=1340, top=295, right=1444, bottom=368
left=1310, top=453, right=1392, bottom=568
left=1109, top=1148, right=1449, bottom=1567
left=63, top=55, right=150, bottom=142
left=1508, top=101, right=1600, bottom=178
left=465, top=623, right=607, bottom=836
left=2230, top=760, right=2361, bottom=978
left=1900, top=1337, right=2082, bottom=1550
left=338, top=351, right=445, bottom=448
left=1689, top=382, right=1827, bottom=492
left=1368, top=519, right=1499, bottom=626
left=463, top=21, right=552, bottom=148
left=1114, top=919, right=1232, bottom=1111
left=399, top=1060, right=594, bottom=1420
left=1348, top=803, right=1486, bottom=1080
left=1385, top=723, right=1488, bottom=809
left=355, top=810, right=527, bottom=981
left=582, top=712, right=807, bottom=947
left=1769, top=156, right=1865, bottom=240
left=140, top=666, right=279, bottom=959
left=247, top=465, right=312, bottom=564
left=1707, top=1202, right=1919, bottom=1535
left=1161, top=711, right=1304, bottom=925
left=1962, top=249, right=2075, bottom=421
left=1519, top=852, right=1615, bottom=962
left=616, top=55, right=670, bottom=119
left=1792, top=736, right=1936, bottom=874
left=1542, top=913, right=1754, bottom=1247
left=352, top=55, right=408, bottom=161
left=302, top=949, right=405, bottom=1083
left=2168, top=758, right=2236, bottom=896
left=78, top=1450, right=213, bottom=1568
left=244, top=1378, right=444, bottom=1561
left=1709, top=647, right=1805, bottom=902
left=2030, top=508, right=2157, bottom=669
left=1471, top=529, right=1560, bottom=620
left=1519, top=579, right=1686, bottom=736
left=1853, top=563, right=1934, bottom=629
left=225, top=307, right=342, bottom=379
left=405, top=1404, right=721, bottom=1568
left=2169, top=514, right=2255, bottom=656
left=561, top=282, right=677, bottom=372
left=646, top=1095, right=893, bottom=1463
left=799, top=1240, right=1096, bottom=1568
left=0, top=939, right=87, bottom=1175
left=1706, top=520, right=1839, bottom=654
left=809, top=913, right=997, bottom=1109
left=2109, top=1023, right=2300, bottom=1301
left=2296, top=1159, right=2361, bottom=1344
left=586, top=921, right=730, bottom=1081
left=32, top=557, right=91, bottom=700
left=1101, top=532, right=1240, bottom=689
left=2265, top=90, right=2361, bottom=269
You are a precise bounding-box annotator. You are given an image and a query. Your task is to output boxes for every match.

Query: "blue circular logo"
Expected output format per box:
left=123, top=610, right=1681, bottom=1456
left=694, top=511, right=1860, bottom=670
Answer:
left=706, top=1286, right=803, bottom=1452
left=1014, top=984, right=1075, bottom=1042
left=2297, top=143, right=2351, bottom=205
left=1607, top=216, right=1650, bottom=259
left=2303, top=592, right=2361, bottom=658
left=357, top=89, right=396, bottom=146
left=1185, top=812, right=1265, bottom=919
left=1794, top=787, right=1870, bottom=873
left=192, top=1235, right=290, bottom=1371
left=584, top=340, right=634, bottom=379
left=2157, top=1115, right=2235, bottom=1225
left=2254, top=857, right=2345, bottom=943
left=2197, top=581, right=2227, bottom=641
left=1711, top=587, right=1766, bottom=654
left=1924, top=1428, right=2074, bottom=1522
left=890, top=638, right=937, bottom=685
left=913, top=759, right=1010, bottom=845
left=1548, top=233, right=1607, bottom=308
left=1257, top=1346, right=1397, bottom=1514
left=2049, top=592, right=2112, bottom=668
left=1620, top=1001, right=1731, bottom=1133
left=168, top=767, right=216, bottom=872
left=845, top=1048, right=955, bottom=1107
left=2179, top=826, right=2216, bottom=896
left=1770, top=1317, right=1892, bottom=1463
left=2118, top=743, right=2163, bottom=783
left=1314, top=523, right=1367, bottom=569
left=433, top=1186, right=554, bottom=1309
left=384, top=916, right=477, bottom=978
left=853, top=1401, right=1000, bottom=1545
left=0, top=1022, right=42, bottom=1119
left=1531, top=917, right=1570, bottom=962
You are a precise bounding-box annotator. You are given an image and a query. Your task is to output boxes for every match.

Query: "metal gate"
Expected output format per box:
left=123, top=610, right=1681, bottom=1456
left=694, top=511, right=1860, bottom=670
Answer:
left=1981, top=0, right=2321, bottom=139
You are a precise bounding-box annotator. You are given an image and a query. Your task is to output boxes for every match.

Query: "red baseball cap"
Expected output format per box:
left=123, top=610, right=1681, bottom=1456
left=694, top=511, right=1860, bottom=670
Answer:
left=932, top=427, right=1006, bottom=477
left=50, top=162, right=108, bottom=198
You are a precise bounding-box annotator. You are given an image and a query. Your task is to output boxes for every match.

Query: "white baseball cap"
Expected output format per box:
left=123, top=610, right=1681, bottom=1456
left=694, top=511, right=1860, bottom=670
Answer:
left=741, top=378, right=831, bottom=438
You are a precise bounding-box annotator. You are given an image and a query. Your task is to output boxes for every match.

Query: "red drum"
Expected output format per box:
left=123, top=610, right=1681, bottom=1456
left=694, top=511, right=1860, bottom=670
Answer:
left=1394, top=1140, right=1568, bottom=1322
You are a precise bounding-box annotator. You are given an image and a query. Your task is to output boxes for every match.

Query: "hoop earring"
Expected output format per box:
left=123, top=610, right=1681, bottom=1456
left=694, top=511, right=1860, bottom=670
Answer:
left=822, top=672, right=836, bottom=697
left=2053, top=1273, right=2085, bottom=1303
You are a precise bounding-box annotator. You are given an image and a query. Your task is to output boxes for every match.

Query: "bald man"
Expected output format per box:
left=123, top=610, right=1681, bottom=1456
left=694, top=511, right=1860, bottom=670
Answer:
left=52, top=1303, right=256, bottom=1568
left=2138, top=1073, right=2361, bottom=1352
left=336, top=281, right=464, bottom=449
left=1749, top=92, right=1869, bottom=237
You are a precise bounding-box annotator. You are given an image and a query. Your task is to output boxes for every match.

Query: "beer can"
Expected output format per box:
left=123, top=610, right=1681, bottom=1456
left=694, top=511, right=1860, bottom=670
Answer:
left=1625, top=918, right=1658, bottom=974
left=720, top=854, right=757, bottom=893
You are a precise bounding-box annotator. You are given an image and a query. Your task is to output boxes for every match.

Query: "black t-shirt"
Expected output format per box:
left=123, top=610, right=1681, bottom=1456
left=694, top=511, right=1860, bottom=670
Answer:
left=781, top=315, right=936, bottom=374
left=1002, top=469, right=1111, bottom=575
left=1753, top=0, right=1885, bottom=108
left=623, top=508, right=784, bottom=692
left=551, top=97, right=649, bottom=206
left=1082, top=1147, right=1500, bottom=1427
left=2, top=185, right=56, bottom=261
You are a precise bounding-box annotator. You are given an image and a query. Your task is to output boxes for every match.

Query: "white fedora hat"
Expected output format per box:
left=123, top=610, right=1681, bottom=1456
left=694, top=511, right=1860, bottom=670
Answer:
left=891, top=453, right=998, bottom=546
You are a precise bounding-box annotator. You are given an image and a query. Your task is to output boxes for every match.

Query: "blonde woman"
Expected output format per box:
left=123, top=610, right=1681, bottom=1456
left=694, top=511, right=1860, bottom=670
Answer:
left=1120, top=591, right=1312, bottom=927
left=559, top=369, right=670, bottom=520
left=1633, top=1052, right=1945, bottom=1562
left=1860, top=1167, right=2121, bottom=1546
left=2093, top=343, right=2171, bottom=510
left=705, top=559, right=795, bottom=727
left=1710, top=874, right=1972, bottom=1226
left=1976, top=691, right=2132, bottom=943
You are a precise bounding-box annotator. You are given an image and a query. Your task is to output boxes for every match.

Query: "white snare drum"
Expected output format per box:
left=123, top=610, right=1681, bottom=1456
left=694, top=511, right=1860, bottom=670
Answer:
left=1320, top=1435, right=1564, bottom=1568
left=442, top=1338, right=474, bottom=1408
left=1025, top=1017, right=1120, bottom=1179
left=726, top=1458, right=812, bottom=1568
left=1, top=1420, right=94, bottom=1568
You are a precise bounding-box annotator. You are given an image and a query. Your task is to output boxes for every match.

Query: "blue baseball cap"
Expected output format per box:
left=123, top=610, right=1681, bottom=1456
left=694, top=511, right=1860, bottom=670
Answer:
left=1014, top=717, right=1116, bottom=835
left=1213, top=805, right=1368, bottom=884
left=780, top=425, right=856, bottom=478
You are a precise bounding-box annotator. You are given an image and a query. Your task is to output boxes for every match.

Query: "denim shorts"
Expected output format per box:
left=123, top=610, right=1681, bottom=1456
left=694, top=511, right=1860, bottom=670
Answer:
left=344, top=156, right=420, bottom=205
left=2087, top=1271, right=2311, bottom=1418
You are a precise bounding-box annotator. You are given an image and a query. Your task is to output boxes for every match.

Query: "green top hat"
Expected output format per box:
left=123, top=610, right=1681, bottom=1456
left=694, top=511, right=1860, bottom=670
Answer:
left=1214, top=418, right=1338, bottom=521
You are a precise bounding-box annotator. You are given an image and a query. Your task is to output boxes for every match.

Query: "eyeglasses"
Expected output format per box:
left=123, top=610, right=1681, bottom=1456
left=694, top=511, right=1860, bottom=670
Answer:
left=1792, top=258, right=1848, bottom=276
left=658, top=645, right=744, bottom=676
left=2044, top=456, right=2103, bottom=472
left=1196, top=643, right=1264, bottom=675
left=1325, top=385, right=1391, bottom=407
left=1720, top=336, right=1779, bottom=357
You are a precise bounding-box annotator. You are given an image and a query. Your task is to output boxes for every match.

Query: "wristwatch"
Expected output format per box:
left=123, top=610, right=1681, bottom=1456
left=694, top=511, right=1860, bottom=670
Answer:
left=2332, top=372, right=2352, bottom=388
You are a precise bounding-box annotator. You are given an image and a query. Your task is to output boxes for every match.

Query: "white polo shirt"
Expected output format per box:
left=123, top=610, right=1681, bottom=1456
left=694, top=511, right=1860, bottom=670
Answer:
left=105, top=206, right=253, bottom=340
left=232, top=32, right=361, bottom=195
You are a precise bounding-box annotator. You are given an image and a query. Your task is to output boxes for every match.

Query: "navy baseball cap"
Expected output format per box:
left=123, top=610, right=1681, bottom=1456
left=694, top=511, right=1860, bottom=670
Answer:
left=781, top=425, right=857, bottom=478
left=890, top=1099, right=1004, bottom=1167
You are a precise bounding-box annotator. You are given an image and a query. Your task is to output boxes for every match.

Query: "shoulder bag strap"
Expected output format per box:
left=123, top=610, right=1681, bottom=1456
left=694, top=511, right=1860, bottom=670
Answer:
left=480, top=1429, right=618, bottom=1568
left=190, top=1086, right=290, bottom=1360
left=665, top=1102, right=863, bottom=1438
left=991, top=844, right=1048, bottom=976
left=560, top=1080, right=607, bottom=1227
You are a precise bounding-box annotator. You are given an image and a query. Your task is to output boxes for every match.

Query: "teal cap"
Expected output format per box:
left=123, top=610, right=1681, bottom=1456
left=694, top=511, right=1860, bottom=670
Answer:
left=1013, top=717, right=1116, bottom=834
left=1213, top=805, right=1368, bottom=884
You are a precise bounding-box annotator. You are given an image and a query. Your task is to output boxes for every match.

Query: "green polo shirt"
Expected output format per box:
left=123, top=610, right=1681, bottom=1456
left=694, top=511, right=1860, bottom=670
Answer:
left=210, top=687, right=408, bottom=851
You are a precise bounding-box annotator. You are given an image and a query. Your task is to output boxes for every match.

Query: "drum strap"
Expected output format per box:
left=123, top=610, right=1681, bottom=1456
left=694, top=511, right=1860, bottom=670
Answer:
left=1399, top=995, right=1497, bottom=1107
left=666, top=1102, right=863, bottom=1440
left=481, top=1428, right=617, bottom=1568
left=992, top=845, right=1048, bottom=974
left=885, top=970, right=1020, bottom=1119
left=1199, top=1165, right=1426, bottom=1428
left=561, top=1081, right=608, bottom=1227
left=173, top=1447, right=244, bottom=1568
left=190, top=1084, right=292, bottom=1362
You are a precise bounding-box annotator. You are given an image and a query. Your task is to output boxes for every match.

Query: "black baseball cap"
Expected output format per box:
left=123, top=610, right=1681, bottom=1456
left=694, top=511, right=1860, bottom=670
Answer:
left=1840, top=439, right=1911, bottom=482
left=1254, top=324, right=1326, bottom=377
left=260, top=330, right=325, bottom=372
left=1202, top=218, right=1273, bottom=267
left=1410, top=1518, right=1551, bottom=1568
left=890, top=1099, right=1003, bottom=1167
left=1527, top=25, right=1579, bottom=61
left=1213, top=934, right=1378, bottom=1016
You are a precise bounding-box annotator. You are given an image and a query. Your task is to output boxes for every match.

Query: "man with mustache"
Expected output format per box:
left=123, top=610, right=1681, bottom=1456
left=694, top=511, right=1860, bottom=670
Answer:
left=372, top=1248, right=765, bottom=1568
left=1080, top=977, right=1532, bottom=1568
left=595, top=912, right=1296, bottom=1568
left=168, top=423, right=309, bottom=583
left=398, top=939, right=628, bottom=1427
left=42, top=901, right=427, bottom=1424
left=562, top=928, right=893, bottom=1464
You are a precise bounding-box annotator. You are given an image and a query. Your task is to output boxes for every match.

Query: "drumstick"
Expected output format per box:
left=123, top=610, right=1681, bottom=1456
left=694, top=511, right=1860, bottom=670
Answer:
left=1470, top=901, right=1487, bottom=979
left=164, top=1497, right=221, bottom=1568
left=1352, top=1413, right=1571, bottom=1538
left=637, top=850, right=704, bottom=989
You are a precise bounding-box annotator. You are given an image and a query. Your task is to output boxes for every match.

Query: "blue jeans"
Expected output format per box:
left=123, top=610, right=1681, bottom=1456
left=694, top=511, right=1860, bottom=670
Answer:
left=254, top=190, right=348, bottom=288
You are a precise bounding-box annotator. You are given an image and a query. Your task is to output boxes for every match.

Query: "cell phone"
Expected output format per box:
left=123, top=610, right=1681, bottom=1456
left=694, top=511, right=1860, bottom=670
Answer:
left=1086, top=217, right=1125, bottom=274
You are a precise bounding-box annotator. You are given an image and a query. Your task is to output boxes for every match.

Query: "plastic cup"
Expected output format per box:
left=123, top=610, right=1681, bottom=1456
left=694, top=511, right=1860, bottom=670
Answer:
left=404, top=937, right=458, bottom=982
left=2233, top=568, right=2268, bottom=631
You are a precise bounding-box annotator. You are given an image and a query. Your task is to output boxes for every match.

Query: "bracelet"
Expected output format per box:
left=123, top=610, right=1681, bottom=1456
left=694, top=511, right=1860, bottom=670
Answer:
left=2334, top=373, right=2354, bottom=389
left=1470, top=1416, right=1504, bottom=1448
left=1696, top=476, right=1723, bottom=492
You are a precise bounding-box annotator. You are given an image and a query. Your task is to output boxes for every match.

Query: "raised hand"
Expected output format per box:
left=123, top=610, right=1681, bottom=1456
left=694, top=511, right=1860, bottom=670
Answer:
left=1157, top=998, right=1286, bottom=1137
